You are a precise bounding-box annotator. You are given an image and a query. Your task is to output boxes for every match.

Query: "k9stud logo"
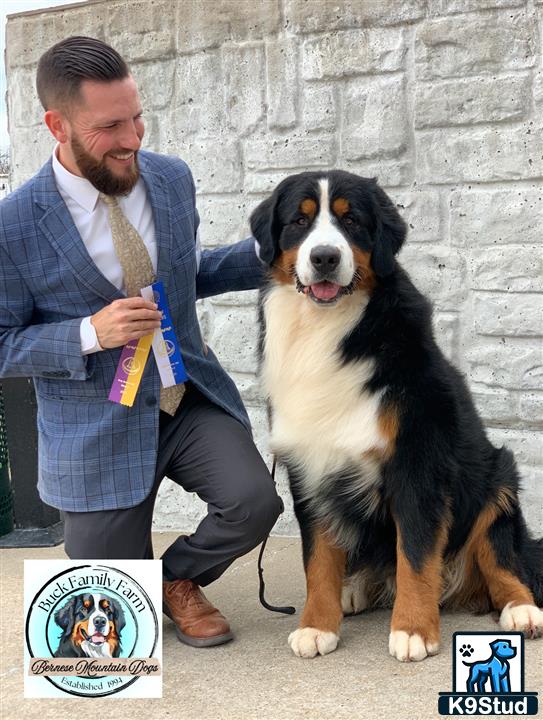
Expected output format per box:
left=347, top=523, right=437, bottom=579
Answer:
left=24, top=560, right=162, bottom=698
left=438, top=632, right=538, bottom=715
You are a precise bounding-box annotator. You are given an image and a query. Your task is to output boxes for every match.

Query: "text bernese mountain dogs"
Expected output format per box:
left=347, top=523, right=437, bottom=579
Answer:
left=250, top=170, right=543, bottom=662
left=53, top=593, right=125, bottom=658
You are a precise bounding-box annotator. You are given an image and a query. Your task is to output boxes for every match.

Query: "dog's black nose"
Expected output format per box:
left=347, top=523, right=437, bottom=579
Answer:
left=94, top=617, right=107, bottom=629
left=310, top=245, right=341, bottom=273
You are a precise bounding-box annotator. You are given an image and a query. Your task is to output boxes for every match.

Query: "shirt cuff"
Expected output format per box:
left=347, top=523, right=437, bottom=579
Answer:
left=80, top=316, right=103, bottom=355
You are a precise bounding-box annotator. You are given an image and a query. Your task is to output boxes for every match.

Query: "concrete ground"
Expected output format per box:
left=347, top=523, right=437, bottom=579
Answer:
left=1, top=533, right=542, bottom=720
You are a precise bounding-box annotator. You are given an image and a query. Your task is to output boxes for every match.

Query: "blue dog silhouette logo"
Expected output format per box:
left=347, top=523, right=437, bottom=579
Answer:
left=462, top=639, right=516, bottom=693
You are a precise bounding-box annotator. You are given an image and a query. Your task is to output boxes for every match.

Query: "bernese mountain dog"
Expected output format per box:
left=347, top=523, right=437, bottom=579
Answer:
left=53, top=593, right=125, bottom=658
left=250, top=170, right=543, bottom=662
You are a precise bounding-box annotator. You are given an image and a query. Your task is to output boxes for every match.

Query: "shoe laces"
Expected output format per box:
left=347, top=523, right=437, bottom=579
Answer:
left=170, top=580, right=206, bottom=609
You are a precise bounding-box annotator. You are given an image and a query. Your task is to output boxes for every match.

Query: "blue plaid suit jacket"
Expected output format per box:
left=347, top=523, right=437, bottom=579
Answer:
left=0, top=150, right=266, bottom=512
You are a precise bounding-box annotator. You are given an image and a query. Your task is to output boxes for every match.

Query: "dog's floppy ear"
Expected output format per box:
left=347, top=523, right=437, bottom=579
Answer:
left=250, top=193, right=281, bottom=266
left=370, top=181, right=407, bottom=277
left=54, top=596, right=78, bottom=634
left=111, top=598, right=126, bottom=633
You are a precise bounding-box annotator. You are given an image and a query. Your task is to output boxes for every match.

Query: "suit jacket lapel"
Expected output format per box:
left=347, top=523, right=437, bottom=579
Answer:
left=139, top=155, right=173, bottom=291
left=33, top=159, right=124, bottom=303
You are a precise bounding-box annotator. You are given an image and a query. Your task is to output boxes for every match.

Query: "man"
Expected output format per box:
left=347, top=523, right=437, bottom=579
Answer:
left=0, top=36, right=282, bottom=648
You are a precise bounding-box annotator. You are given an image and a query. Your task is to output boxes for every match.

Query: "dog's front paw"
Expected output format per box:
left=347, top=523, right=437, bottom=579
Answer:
left=500, top=603, right=543, bottom=638
left=288, top=627, right=339, bottom=658
left=389, top=630, right=439, bottom=662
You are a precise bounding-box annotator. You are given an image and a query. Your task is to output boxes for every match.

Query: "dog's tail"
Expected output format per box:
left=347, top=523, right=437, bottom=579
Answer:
left=493, top=447, right=543, bottom=607
left=521, top=536, right=543, bottom=607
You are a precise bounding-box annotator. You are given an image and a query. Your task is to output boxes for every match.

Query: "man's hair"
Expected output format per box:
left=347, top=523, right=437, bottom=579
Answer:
left=36, top=36, right=130, bottom=111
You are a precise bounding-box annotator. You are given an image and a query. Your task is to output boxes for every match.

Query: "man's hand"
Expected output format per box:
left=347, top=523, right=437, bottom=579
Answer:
left=91, top=298, right=163, bottom=349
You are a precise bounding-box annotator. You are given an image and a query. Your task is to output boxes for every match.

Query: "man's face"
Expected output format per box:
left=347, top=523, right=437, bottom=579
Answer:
left=58, top=75, right=144, bottom=195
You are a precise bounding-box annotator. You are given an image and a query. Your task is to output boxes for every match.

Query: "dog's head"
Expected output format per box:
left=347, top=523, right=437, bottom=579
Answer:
left=54, top=593, right=126, bottom=657
left=250, top=170, right=406, bottom=306
left=490, top=639, right=517, bottom=660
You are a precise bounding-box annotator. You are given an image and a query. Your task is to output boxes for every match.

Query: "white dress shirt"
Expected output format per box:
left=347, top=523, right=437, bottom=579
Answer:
left=52, top=146, right=157, bottom=355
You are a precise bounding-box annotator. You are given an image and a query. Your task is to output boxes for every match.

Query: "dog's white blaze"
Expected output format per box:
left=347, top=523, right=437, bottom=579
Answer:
left=296, top=178, right=354, bottom=287
left=262, top=283, right=387, bottom=495
left=88, top=593, right=108, bottom=636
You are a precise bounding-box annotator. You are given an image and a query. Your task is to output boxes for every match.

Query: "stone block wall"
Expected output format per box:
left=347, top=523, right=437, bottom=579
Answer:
left=5, top=0, right=542, bottom=535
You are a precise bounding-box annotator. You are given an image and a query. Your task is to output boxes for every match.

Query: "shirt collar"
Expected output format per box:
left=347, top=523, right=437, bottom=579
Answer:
left=52, top=144, right=100, bottom=214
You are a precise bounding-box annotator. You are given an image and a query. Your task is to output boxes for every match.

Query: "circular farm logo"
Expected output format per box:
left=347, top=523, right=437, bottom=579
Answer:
left=25, top=565, right=159, bottom=697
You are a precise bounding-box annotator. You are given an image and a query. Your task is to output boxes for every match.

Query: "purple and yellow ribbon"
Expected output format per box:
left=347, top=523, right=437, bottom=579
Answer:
left=108, top=333, right=153, bottom=407
left=109, top=281, right=187, bottom=407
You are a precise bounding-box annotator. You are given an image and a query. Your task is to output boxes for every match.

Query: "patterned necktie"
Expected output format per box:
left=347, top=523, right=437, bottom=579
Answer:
left=100, top=193, right=185, bottom=415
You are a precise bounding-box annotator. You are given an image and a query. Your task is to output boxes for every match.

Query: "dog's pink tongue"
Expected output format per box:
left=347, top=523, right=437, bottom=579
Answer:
left=310, top=282, right=341, bottom=300
left=92, top=633, right=105, bottom=644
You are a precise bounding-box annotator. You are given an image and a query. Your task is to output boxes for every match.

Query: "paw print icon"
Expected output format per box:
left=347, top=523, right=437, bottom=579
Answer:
left=459, top=643, right=474, bottom=658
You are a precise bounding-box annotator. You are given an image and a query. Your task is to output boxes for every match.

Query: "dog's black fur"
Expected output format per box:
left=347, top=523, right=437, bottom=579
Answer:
left=251, top=170, right=542, bottom=638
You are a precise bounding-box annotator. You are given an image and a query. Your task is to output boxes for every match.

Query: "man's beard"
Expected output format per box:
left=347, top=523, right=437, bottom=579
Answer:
left=71, top=134, right=140, bottom=196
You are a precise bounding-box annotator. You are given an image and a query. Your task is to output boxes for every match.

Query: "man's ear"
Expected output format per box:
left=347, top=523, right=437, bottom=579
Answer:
left=370, top=182, right=407, bottom=277
left=44, top=109, right=69, bottom=144
left=250, top=194, right=280, bottom=266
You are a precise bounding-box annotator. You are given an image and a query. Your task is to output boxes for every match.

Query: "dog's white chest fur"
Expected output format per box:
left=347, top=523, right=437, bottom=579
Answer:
left=262, top=285, right=387, bottom=491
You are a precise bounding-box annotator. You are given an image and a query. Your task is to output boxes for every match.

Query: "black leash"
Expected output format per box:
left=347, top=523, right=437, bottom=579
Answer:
left=257, top=457, right=296, bottom=615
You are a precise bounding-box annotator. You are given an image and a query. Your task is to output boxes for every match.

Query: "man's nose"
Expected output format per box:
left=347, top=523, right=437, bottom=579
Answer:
left=118, top=121, right=142, bottom=151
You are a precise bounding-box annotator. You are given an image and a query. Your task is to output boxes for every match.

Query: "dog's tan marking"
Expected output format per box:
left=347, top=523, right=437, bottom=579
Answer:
left=377, top=404, right=399, bottom=459
left=271, top=248, right=299, bottom=285
left=350, top=246, right=376, bottom=294
left=332, top=197, right=350, bottom=217
left=391, top=521, right=448, bottom=647
left=300, top=528, right=346, bottom=634
left=300, top=198, right=317, bottom=220
left=73, top=621, right=89, bottom=647
left=471, top=496, right=534, bottom=611
left=442, top=488, right=532, bottom=612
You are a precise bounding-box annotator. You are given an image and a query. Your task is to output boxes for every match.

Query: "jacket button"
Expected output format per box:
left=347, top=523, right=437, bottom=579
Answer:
left=145, top=395, right=157, bottom=406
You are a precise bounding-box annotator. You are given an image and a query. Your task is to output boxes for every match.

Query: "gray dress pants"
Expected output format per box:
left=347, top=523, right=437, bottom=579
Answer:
left=62, top=385, right=283, bottom=586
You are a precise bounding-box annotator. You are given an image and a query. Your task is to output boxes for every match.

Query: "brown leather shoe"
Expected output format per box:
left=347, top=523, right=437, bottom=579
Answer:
left=163, top=579, right=233, bottom=647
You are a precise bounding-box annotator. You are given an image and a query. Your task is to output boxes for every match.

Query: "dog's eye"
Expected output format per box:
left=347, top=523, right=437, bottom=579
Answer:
left=343, top=216, right=355, bottom=226
left=294, top=217, right=308, bottom=226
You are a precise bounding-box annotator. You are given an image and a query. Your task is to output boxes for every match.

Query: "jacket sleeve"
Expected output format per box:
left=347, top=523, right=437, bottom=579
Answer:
left=195, top=232, right=268, bottom=300
left=0, top=244, right=92, bottom=380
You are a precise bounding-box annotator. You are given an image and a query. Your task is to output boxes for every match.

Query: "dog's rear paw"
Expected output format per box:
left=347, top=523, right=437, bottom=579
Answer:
left=288, top=627, right=339, bottom=658
left=389, top=630, right=439, bottom=662
left=341, top=573, right=368, bottom=615
left=500, top=603, right=543, bottom=638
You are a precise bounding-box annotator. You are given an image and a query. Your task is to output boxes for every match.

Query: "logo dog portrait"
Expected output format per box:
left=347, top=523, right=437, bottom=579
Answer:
left=53, top=592, right=126, bottom=659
